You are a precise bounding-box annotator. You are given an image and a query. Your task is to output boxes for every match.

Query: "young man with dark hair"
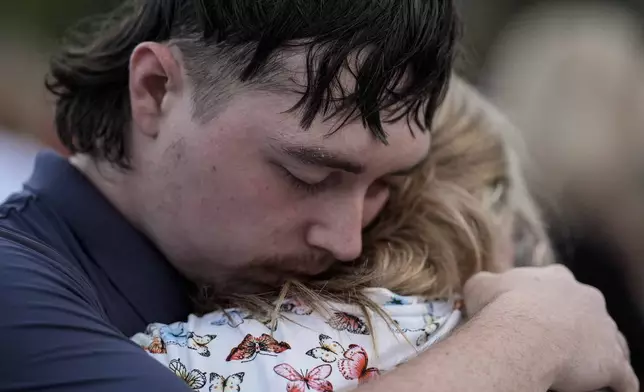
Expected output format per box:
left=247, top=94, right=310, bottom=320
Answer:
left=0, top=1, right=637, bottom=391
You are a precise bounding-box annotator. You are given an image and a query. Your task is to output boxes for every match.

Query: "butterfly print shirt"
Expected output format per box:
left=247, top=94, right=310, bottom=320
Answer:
left=131, top=289, right=462, bottom=392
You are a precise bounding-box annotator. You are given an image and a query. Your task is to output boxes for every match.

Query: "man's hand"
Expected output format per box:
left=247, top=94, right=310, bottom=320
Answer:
left=464, top=264, right=639, bottom=392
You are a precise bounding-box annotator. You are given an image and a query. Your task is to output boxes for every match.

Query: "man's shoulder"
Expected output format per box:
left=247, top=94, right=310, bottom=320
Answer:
left=0, top=190, right=80, bottom=271
left=0, top=223, right=101, bottom=307
left=0, top=222, right=190, bottom=392
left=1, top=188, right=66, bottom=239
left=1, top=190, right=70, bottom=269
left=0, top=223, right=67, bottom=268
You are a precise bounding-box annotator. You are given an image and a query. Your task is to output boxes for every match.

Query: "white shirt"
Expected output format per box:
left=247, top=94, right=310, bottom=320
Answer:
left=131, top=288, right=462, bottom=392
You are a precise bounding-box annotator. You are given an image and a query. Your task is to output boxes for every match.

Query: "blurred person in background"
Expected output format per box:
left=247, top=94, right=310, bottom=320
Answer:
left=483, top=2, right=644, bottom=380
left=0, top=37, right=64, bottom=202
left=0, top=130, right=42, bottom=201
left=456, top=0, right=644, bottom=81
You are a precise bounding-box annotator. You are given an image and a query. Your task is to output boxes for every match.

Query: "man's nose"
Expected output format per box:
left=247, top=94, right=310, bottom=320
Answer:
left=306, top=199, right=364, bottom=262
left=306, top=185, right=389, bottom=262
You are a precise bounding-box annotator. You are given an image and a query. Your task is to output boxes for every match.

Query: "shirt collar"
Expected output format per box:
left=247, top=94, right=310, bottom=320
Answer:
left=25, top=151, right=192, bottom=323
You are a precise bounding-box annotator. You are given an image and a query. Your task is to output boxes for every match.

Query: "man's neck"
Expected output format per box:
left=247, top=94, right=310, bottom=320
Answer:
left=69, top=154, right=145, bottom=234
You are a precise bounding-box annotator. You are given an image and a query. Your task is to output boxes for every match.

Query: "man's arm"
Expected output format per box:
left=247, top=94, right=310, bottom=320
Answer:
left=355, top=266, right=639, bottom=392
left=354, top=297, right=553, bottom=392
left=0, top=240, right=192, bottom=391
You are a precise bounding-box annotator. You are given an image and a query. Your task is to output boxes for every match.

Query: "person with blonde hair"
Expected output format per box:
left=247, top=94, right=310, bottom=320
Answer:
left=428, top=75, right=554, bottom=269
left=362, top=75, right=555, bottom=303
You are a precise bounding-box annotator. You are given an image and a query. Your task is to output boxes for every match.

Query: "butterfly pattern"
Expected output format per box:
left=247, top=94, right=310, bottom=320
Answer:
left=327, top=312, right=370, bottom=335
left=134, top=334, right=167, bottom=354
left=279, top=298, right=314, bottom=315
left=250, top=298, right=315, bottom=332
left=338, top=344, right=381, bottom=385
left=414, top=315, right=442, bottom=346
left=208, top=299, right=313, bottom=332
left=390, top=314, right=442, bottom=345
left=134, top=292, right=462, bottom=392
left=388, top=298, right=463, bottom=341
left=274, top=363, right=334, bottom=392
left=384, top=294, right=412, bottom=306
left=209, top=371, right=245, bottom=392
left=226, top=333, right=292, bottom=362
left=160, top=323, right=217, bottom=357
left=169, top=358, right=207, bottom=391
left=306, top=334, right=346, bottom=363
left=210, top=310, right=252, bottom=329
left=133, top=323, right=217, bottom=357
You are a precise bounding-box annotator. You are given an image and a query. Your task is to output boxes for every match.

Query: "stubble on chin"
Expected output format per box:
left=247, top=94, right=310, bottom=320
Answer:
left=189, top=275, right=283, bottom=314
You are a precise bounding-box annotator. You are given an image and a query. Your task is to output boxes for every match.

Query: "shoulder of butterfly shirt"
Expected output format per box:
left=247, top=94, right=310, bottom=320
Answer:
left=131, top=299, right=314, bottom=355
left=176, top=288, right=463, bottom=338
left=130, top=288, right=463, bottom=349
left=131, top=291, right=465, bottom=390
left=328, top=287, right=462, bottom=319
left=131, top=289, right=462, bottom=334
left=355, top=288, right=464, bottom=369
left=283, top=287, right=464, bottom=371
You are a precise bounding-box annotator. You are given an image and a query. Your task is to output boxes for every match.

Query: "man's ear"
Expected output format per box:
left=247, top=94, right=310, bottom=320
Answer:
left=129, top=42, right=184, bottom=139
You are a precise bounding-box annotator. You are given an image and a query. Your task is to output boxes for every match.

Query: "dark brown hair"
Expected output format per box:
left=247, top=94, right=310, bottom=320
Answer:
left=46, top=0, right=460, bottom=168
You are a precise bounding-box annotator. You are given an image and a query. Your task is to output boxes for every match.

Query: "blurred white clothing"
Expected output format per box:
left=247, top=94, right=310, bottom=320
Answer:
left=0, top=130, right=41, bottom=201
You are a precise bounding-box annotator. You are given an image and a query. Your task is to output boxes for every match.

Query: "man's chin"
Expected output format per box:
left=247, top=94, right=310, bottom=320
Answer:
left=196, top=278, right=283, bottom=298
left=192, top=258, right=335, bottom=297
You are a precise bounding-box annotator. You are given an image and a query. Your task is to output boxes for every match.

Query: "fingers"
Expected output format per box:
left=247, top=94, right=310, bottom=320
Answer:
left=617, top=331, right=630, bottom=360
left=545, top=263, right=576, bottom=280
left=464, top=263, right=636, bottom=392
left=609, top=331, right=636, bottom=392
left=462, top=265, right=577, bottom=316
left=609, top=359, right=639, bottom=392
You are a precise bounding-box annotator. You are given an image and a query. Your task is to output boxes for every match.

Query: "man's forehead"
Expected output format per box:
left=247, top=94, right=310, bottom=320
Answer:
left=269, top=116, right=431, bottom=175
left=221, top=80, right=431, bottom=173
left=273, top=52, right=418, bottom=107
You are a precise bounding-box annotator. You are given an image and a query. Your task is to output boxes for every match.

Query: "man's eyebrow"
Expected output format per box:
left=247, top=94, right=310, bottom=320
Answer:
left=279, top=145, right=365, bottom=174
left=274, top=142, right=429, bottom=176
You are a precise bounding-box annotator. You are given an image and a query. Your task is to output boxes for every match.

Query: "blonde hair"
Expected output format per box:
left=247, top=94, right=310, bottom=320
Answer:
left=432, top=76, right=554, bottom=268
left=194, top=75, right=552, bottom=318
